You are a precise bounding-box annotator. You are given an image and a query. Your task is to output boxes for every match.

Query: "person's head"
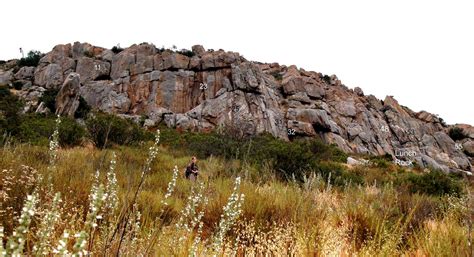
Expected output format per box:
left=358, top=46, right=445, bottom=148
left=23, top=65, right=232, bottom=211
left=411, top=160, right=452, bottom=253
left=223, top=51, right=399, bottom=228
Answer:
left=191, top=156, right=197, bottom=163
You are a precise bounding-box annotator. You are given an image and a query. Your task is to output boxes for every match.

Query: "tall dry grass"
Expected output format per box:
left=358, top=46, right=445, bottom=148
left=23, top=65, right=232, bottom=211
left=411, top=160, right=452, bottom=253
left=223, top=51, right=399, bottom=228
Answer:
left=0, top=126, right=473, bottom=256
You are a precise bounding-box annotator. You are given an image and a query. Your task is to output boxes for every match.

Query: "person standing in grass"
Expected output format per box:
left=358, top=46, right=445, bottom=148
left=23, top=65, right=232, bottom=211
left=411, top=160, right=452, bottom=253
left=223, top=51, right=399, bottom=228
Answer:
left=185, top=156, right=199, bottom=181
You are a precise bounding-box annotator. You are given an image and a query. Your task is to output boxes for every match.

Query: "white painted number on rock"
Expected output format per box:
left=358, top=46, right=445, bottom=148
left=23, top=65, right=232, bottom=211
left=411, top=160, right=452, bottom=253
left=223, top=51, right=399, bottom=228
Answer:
left=288, top=129, right=296, bottom=136
left=199, top=83, right=208, bottom=90
left=381, top=126, right=389, bottom=133
left=455, top=143, right=463, bottom=151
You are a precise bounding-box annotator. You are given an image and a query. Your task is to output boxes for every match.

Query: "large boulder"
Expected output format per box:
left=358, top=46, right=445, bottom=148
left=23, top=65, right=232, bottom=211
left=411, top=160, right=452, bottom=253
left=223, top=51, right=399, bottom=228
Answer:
left=192, top=45, right=206, bottom=56
left=18, top=86, right=46, bottom=112
left=34, top=64, right=64, bottom=88
left=463, top=140, right=474, bottom=157
left=55, top=73, right=81, bottom=117
left=14, top=67, right=35, bottom=81
left=34, top=44, right=76, bottom=89
left=155, top=51, right=190, bottom=70
left=416, top=111, right=440, bottom=123
left=80, top=80, right=130, bottom=113
left=75, top=57, right=110, bottom=83
left=455, top=124, right=474, bottom=139
left=0, top=70, right=13, bottom=86
left=231, top=62, right=265, bottom=92
left=110, top=51, right=135, bottom=80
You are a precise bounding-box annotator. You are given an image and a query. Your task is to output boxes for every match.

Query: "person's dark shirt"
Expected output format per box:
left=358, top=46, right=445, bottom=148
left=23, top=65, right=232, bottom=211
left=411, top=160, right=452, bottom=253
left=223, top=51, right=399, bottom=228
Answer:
left=186, top=162, right=198, bottom=174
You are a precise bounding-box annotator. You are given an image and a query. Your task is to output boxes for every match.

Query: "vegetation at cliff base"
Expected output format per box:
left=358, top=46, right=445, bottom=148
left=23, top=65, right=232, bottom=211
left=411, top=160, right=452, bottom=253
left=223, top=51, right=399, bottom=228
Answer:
left=0, top=85, right=473, bottom=256
left=0, top=115, right=472, bottom=256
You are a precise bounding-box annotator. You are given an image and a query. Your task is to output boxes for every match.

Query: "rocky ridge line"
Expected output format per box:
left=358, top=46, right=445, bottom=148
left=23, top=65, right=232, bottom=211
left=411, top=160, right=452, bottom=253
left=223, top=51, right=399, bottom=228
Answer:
left=0, top=42, right=472, bottom=174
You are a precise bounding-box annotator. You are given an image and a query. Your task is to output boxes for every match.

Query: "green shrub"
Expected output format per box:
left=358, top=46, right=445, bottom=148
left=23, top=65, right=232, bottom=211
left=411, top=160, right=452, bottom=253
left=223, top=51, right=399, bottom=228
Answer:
left=16, top=116, right=52, bottom=145
left=157, top=46, right=166, bottom=53
left=84, top=50, right=95, bottom=58
left=270, top=71, right=283, bottom=81
left=177, top=49, right=195, bottom=57
left=59, top=118, right=87, bottom=146
left=398, top=170, right=464, bottom=196
left=322, top=74, right=331, bottom=84
left=448, top=127, right=468, bottom=141
left=111, top=46, right=124, bottom=54
left=308, top=140, right=348, bottom=162
left=245, top=135, right=316, bottom=180
left=315, top=161, right=363, bottom=186
left=159, top=127, right=349, bottom=182
left=85, top=112, right=153, bottom=148
left=368, top=154, right=393, bottom=169
left=0, top=86, right=23, bottom=135
left=17, top=115, right=86, bottom=146
left=12, top=81, right=23, bottom=90
left=17, top=50, right=43, bottom=67
left=74, top=96, right=91, bottom=119
left=38, top=88, right=59, bottom=113
left=439, top=117, right=447, bottom=127
left=162, top=129, right=240, bottom=159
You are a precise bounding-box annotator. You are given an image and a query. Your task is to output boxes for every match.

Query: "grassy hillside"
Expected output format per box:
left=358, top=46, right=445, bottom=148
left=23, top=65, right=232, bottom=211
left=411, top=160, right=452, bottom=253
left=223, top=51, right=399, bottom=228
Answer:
left=0, top=120, right=473, bottom=256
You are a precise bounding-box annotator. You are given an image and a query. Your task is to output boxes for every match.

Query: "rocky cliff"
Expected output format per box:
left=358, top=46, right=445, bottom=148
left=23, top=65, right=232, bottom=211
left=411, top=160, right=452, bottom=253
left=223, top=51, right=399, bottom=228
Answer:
left=1, top=42, right=473, bottom=174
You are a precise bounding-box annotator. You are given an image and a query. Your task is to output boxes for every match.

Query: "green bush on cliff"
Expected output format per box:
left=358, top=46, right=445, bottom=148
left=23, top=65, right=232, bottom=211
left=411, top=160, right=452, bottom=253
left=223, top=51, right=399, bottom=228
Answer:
left=270, top=71, right=283, bottom=81
left=74, top=96, right=91, bottom=119
left=17, top=50, right=43, bottom=67
left=448, top=127, right=468, bottom=141
left=111, top=46, right=124, bottom=53
left=38, top=88, right=59, bottom=113
left=177, top=48, right=195, bottom=57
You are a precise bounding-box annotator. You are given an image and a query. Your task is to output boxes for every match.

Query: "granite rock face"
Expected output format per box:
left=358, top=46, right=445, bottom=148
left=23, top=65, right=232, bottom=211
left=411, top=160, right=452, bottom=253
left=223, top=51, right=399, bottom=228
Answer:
left=2, top=42, right=473, bottom=174
left=55, top=73, right=81, bottom=117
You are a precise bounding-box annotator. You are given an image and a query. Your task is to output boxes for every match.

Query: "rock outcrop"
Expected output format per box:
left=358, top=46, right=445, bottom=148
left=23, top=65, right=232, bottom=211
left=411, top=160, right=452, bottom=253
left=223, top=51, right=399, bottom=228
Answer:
left=2, top=42, right=473, bottom=174
left=55, top=72, right=81, bottom=117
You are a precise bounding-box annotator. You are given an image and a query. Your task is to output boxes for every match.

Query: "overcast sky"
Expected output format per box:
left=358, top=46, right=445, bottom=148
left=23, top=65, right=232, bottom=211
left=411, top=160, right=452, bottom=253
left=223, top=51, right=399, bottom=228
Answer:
left=2, top=0, right=473, bottom=125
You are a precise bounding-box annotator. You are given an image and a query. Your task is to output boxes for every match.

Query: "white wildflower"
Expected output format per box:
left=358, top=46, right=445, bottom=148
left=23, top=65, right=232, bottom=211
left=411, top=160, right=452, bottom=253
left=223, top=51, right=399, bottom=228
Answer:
left=6, top=193, right=39, bottom=256
left=104, top=152, right=119, bottom=214
left=129, top=204, right=142, bottom=251
left=176, top=182, right=207, bottom=243
left=189, top=219, right=205, bottom=257
left=72, top=231, right=88, bottom=256
left=52, top=230, right=70, bottom=255
left=33, top=192, right=62, bottom=255
left=0, top=226, right=5, bottom=257
left=49, top=115, right=61, bottom=169
left=211, top=177, right=245, bottom=254
left=86, top=181, right=106, bottom=231
left=161, top=165, right=179, bottom=206
left=143, top=130, right=161, bottom=177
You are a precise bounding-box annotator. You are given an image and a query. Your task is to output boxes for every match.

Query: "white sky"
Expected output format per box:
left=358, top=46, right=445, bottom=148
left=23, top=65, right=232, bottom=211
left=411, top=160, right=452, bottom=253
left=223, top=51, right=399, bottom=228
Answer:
left=2, top=0, right=473, bottom=125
